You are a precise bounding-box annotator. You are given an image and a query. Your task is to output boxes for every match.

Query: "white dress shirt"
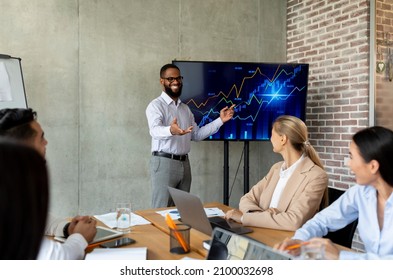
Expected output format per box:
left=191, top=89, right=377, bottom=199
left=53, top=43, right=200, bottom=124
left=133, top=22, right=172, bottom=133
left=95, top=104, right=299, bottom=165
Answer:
left=38, top=213, right=88, bottom=260
left=37, top=234, right=87, bottom=260
left=293, top=185, right=393, bottom=260
left=146, top=92, right=223, bottom=155
left=269, top=154, right=305, bottom=208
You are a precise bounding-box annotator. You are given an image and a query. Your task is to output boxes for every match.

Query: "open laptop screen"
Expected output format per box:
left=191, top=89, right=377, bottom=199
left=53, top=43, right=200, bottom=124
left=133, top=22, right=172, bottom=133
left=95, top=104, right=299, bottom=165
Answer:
left=167, top=187, right=252, bottom=235
left=206, top=227, right=293, bottom=260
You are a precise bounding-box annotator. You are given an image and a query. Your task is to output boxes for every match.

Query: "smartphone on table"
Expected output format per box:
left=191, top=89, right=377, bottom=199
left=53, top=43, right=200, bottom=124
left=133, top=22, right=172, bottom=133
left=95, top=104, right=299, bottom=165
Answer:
left=99, top=237, right=136, bottom=248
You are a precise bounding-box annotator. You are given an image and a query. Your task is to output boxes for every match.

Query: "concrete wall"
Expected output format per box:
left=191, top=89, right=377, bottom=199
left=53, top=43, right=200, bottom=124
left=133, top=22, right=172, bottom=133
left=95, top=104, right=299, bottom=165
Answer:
left=0, top=0, right=285, bottom=216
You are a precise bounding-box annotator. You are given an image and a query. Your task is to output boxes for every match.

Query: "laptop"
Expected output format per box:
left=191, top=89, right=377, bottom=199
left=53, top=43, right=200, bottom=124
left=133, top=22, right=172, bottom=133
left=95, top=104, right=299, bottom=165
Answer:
left=206, top=227, right=293, bottom=260
left=167, top=187, right=253, bottom=236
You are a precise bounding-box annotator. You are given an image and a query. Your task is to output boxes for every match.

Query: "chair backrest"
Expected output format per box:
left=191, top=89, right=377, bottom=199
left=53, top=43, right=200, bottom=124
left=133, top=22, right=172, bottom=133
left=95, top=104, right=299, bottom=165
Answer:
left=323, top=188, right=358, bottom=248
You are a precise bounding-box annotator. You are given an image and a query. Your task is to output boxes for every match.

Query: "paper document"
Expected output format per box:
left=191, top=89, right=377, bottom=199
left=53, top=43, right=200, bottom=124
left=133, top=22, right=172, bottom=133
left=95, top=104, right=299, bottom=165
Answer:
left=85, top=247, right=147, bottom=260
left=0, top=62, right=12, bottom=102
left=94, top=212, right=151, bottom=229
left=204, top=207, right=226, bottom=217
left=156, top=207, right=225, bottom=220
left=156, top=209, right=181, bottom=220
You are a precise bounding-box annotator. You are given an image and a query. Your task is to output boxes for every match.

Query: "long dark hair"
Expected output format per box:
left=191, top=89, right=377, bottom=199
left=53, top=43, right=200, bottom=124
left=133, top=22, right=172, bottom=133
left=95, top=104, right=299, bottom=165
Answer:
left=353, top=126, right=393, bottom=187
left=0, top=140, right=49, bottom=259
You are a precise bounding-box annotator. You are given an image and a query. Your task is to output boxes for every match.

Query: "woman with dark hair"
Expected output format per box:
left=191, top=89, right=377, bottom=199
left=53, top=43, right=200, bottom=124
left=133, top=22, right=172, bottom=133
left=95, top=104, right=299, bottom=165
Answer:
left=225, top=115, right=328, bottom=231
left=0, top=140, right=49, bottom=259
left=276, top=126, right=393, bottom=259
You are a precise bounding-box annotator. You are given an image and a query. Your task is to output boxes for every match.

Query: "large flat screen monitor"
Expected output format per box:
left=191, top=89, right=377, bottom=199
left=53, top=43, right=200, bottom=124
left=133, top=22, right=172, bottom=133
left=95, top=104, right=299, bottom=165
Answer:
left=173, top=61, right=309, bottom=141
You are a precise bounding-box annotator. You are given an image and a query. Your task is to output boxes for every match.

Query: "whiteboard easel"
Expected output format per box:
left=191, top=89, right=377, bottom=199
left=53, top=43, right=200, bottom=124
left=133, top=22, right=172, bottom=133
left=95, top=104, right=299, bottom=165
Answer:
left=0, top=54, right=28, bottom=109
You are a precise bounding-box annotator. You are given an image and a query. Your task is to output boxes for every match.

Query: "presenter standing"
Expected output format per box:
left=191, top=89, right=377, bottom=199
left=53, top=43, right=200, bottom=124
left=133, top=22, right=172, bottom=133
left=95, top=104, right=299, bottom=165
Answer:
left=146, top=63, right=235, bottom=208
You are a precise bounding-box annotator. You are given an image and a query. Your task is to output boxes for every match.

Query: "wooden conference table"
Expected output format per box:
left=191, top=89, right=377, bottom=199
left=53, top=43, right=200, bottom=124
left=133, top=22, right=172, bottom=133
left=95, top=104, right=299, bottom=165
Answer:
left=132, top=202, right=293, bottom=259
left=95, top=202, right=293, bottom=260
left=87, top=223, right=204, bottom=260
left=87, top=202, right=351, bottom=260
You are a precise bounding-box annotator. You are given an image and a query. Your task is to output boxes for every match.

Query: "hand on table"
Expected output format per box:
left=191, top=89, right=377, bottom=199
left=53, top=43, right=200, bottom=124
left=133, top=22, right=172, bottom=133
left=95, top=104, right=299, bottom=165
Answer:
left=69, top=216, right=97, bottom=243
left=307, top=237, right=340, bottom=260
left=273, top=237, right=303, bottom=256
left=274, top=237, right=340, bottom=259
left=224, top=208, right=243, bottom=223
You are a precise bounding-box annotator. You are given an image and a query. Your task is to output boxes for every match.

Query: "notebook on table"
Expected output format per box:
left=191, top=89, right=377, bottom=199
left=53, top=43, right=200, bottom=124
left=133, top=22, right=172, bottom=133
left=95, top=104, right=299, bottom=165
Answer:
left=167, top=187, right=253, bottom=236
left=206, top=227, right=293, bottom=260
left=85, top=247, right=147, bottom=260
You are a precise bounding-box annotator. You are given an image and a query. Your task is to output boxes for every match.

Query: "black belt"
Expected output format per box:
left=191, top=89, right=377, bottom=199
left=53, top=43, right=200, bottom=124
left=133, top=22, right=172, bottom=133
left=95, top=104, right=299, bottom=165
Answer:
left=152, top=151, right=188, bottom=161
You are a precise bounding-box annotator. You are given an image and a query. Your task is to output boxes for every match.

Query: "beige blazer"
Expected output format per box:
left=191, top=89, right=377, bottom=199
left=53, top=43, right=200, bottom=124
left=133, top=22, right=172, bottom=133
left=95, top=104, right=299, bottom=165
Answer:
left=239, top=157, right=328, bottom=231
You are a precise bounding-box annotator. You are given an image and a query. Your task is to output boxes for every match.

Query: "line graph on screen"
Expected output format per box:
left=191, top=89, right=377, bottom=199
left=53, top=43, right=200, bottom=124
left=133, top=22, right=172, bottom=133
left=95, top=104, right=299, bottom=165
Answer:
left=174, top=61, right=308, bottom=141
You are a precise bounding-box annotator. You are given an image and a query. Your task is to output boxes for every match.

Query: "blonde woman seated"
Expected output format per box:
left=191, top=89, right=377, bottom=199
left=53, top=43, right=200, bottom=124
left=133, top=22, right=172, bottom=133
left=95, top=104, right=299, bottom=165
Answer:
left=224, top=115, right=328, bottom=231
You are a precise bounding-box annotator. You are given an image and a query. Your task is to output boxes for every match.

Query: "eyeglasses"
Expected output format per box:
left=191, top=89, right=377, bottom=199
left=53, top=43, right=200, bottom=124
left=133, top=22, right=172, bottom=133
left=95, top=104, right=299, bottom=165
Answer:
left=161, top=76, right=183, bottom=83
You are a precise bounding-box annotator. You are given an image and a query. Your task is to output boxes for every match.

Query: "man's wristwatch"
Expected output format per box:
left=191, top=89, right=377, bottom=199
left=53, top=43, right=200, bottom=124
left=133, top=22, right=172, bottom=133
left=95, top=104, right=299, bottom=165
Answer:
left=63, top=222, right=71, bottom=238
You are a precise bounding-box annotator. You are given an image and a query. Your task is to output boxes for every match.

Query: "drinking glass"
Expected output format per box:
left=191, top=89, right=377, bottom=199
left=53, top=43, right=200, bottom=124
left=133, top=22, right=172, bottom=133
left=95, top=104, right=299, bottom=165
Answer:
left=116, top=202, right=131, bottom=233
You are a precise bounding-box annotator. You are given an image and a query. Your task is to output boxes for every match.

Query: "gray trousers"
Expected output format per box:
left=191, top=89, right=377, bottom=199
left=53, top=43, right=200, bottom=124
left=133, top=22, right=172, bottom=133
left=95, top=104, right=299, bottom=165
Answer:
left=150, top=155, right=192, bottom=208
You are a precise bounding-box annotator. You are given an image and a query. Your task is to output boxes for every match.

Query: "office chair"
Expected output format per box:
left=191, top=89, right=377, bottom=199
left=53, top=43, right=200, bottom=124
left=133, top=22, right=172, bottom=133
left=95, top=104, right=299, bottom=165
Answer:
left=207, top=238, right=228, bottom=260
left=323, top=187, right=358, bottom=248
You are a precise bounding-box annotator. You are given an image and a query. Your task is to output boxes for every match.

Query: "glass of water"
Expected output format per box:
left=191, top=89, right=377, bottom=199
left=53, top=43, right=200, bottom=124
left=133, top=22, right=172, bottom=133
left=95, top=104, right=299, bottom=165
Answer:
left=116, top=202, right=131, bottom=233
left=300, top=242, right=325, bottom=260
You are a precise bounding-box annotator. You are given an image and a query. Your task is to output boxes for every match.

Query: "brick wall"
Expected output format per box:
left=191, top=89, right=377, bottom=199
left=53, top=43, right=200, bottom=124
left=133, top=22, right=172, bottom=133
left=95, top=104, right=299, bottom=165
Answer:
left=287, top=0, right=370, bottom=190
left=286, top=0, right=371, bottom=252
left=375, top=0, right=393, bottom=129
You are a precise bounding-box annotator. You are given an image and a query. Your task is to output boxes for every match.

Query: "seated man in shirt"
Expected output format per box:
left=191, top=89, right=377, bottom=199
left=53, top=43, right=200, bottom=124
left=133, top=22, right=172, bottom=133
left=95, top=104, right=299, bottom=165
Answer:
left=225, top=115, right=328, bottom=231
left=0, top=108, right=97, bottom=259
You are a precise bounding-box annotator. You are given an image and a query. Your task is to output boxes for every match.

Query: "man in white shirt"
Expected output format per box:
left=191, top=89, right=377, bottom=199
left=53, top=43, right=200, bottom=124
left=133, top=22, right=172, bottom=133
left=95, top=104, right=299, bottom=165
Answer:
left=37, top=215, right=96, bottom=260
left=146, top=64, right=235, bottom=208
left=0, top=108, right=97, bottom=259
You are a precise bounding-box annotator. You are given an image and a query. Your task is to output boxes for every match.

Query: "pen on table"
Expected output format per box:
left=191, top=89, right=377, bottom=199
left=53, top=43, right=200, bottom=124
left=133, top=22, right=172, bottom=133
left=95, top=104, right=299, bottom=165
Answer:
left=285, top=241, right=310, bottom=251
left=165, top=213, right=189, bottom=252
left=86, top=239, right=109, bottom=249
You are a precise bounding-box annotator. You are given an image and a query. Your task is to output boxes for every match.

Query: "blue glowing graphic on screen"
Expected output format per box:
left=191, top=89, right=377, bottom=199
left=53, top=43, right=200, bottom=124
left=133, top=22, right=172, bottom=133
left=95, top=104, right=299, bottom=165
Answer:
left=173, top=61, right=309, bottom=141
